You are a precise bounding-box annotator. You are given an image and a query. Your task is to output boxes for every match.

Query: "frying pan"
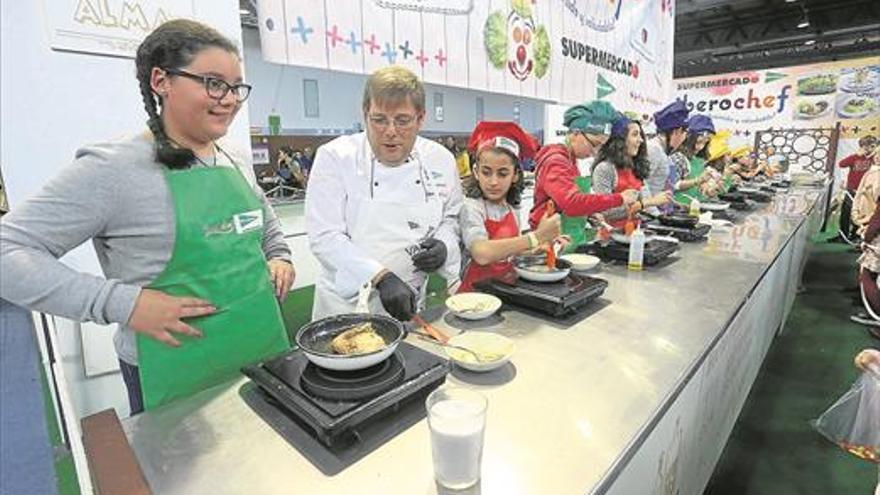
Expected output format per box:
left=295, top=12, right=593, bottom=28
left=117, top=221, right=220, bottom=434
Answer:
left=295, top=313, right=405, bottom=371
left=513, top=255, right=572, bottom=282
left=719, top=192, right=748, bottom=204
left=639, top=210, right=699, bottom=229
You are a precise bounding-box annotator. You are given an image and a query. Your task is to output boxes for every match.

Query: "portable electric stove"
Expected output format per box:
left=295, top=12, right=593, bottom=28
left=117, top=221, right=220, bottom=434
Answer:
left=473, top=272, right=608, bottom=319
left=241, top=342, right=448, bottom=450
left=644, top=222, right=711, bottom=242
left=585, top=239, right=680, bottom=265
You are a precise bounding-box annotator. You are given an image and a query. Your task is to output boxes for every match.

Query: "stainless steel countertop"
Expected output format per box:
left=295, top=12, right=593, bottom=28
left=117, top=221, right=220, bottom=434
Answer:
left=123, top=186, right=825, bottom=495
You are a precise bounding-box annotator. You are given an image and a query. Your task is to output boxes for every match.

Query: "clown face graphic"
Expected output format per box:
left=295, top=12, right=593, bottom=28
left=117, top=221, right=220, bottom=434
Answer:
left=507, top=11, right=535, bottom=80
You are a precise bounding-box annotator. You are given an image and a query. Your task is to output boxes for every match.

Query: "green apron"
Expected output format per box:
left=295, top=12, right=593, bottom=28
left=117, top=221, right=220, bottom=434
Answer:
left=674, top=157, right=706, bottom=204
left=560, top=176, right=593, bottom=253
left=137, top=166, right=290, bottom=410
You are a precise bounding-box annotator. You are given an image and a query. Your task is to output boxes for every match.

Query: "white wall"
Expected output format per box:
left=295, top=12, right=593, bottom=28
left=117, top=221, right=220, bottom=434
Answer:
left=241, top=28, right=546, bottom=136
left=0, top=0, right=251, bottom=420
left=1, top=2, right=252, bottom=205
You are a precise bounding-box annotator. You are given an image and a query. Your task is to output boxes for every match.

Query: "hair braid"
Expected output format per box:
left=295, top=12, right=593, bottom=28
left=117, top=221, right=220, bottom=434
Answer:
left=134, top=19, right=238, bottom=169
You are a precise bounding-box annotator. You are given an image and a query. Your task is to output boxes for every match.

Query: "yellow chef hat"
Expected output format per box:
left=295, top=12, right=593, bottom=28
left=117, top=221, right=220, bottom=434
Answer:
left=729, top=145, right=751, bottom=159
left=707, top=130, right=732, bottom=162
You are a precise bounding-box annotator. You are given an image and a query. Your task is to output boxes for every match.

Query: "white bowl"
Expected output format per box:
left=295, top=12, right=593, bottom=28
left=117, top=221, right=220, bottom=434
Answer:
left=560, top=253, right=600, bottom=271
left=699, top=201, right=730, bottom=212
left=444, top=332, right=514, bottom=372
left=610, top=231, right=656, bottom=245
left=445, top=293, right=502, bottom=320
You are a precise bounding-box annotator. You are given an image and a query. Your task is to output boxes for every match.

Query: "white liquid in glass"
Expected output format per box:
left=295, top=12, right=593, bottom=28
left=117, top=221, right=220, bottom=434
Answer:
left=429, top=399, right=485, bottom=489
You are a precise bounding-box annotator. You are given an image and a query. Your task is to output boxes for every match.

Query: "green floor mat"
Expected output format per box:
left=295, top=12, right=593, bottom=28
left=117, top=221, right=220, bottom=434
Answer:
left=705, top=219, right=879, bottom=494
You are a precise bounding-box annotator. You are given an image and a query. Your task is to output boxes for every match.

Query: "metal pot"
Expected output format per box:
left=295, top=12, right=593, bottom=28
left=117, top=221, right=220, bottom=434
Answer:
left=295, top=313, right=405, bottom=371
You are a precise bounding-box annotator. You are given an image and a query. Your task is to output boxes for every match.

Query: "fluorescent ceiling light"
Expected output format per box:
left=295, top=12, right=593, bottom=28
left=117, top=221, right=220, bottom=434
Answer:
left=797, top=19, right=810, bottom=28
left=804, top=39, right=816, bottom=45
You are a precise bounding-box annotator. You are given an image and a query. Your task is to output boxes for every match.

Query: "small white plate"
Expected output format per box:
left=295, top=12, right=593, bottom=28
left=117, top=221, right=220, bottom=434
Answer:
left=445, top=293, right=502, bottom=320
left=445, top=332, right=514, bottom=372
left=699, top=201, right=731, bottom=212
left=560, top=254, right=601, bottom=271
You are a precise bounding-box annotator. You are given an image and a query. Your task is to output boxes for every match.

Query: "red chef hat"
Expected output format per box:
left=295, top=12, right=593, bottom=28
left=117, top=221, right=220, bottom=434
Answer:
left=467, top=121, right=538, bottom=162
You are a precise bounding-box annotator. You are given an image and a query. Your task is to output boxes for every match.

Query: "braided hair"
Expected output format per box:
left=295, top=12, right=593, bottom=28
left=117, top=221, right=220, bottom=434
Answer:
left=135, top=19, right=238, bottom=169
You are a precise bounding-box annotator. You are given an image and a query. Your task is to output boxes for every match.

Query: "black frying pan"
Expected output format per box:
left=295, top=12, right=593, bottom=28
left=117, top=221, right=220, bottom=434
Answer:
left=640, top=210, right=699, bottom=229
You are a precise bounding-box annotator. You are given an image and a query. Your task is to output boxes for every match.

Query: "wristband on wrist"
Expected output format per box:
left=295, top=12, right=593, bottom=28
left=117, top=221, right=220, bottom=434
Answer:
left=527, top=232, right=538, bottom=248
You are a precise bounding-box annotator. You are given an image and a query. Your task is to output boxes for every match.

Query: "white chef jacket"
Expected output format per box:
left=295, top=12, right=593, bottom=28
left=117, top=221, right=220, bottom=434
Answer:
left=305, top=132, right=463, bottom=300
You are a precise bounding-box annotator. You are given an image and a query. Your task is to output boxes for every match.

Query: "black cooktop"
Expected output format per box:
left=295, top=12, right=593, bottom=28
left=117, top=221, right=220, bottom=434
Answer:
left=474, top=272, right=608, bottom=319
left=241, top=342, right=448, bottom=451
left=644, top=222, right=711, bottom=242
left=585, top=239, right=680, bottom=265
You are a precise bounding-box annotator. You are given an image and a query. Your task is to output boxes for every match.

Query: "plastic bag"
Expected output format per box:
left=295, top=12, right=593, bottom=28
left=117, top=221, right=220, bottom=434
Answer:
left=813, top=370, right=880, bottom=463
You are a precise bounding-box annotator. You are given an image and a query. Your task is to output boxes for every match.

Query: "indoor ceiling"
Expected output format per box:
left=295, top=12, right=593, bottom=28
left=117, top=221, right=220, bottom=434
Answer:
left=675, top=0, right=880, bottom=78
left=239, top=0, right=880, bottom=79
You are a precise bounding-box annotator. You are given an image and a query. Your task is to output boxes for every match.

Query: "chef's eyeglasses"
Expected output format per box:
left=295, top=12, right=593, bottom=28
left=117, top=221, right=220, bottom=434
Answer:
left=163, top=68, right=252, bottom=102
left=572, top=130, right=607, bottom=148
left=367, top=113, right=419, bottom=132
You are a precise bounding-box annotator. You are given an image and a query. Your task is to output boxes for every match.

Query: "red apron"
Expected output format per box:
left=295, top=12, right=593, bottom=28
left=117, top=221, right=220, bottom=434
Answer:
left=610, top=168, right=643, bottom=229
left=459, top=207, right=520, bottom=292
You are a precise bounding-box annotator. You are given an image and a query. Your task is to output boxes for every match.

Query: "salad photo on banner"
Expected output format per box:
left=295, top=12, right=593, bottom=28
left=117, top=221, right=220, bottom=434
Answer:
left=256, top=0, right=675, bottom=108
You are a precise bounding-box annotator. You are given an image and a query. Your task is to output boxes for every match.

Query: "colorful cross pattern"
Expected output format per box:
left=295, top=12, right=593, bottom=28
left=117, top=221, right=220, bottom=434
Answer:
left=282, top=16, right=452, bottom=70
left=398, top=40, right=413, bottom=59
left=291, top=16, right=313, bottom=43
left=345, top=31, right=362, bottom=54
left=363, top=34, right=380, bottom=55
left=326, top=25, right=344, bottom=48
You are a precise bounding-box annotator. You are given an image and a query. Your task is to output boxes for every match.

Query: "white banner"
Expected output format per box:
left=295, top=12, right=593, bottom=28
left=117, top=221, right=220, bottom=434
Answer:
left=675, top=57, right=880, bottom=148
left=257, top=0, right=675, bottom=107
left=42, top=0, right=196, bottom=57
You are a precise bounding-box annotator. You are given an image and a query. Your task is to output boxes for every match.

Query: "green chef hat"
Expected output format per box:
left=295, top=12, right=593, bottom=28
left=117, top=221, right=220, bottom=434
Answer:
left=563, top=100, right=619, bottom=135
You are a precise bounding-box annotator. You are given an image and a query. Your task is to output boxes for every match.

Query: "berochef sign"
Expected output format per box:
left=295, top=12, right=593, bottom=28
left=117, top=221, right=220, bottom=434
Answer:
left=675, top=57, right=880, bottom=139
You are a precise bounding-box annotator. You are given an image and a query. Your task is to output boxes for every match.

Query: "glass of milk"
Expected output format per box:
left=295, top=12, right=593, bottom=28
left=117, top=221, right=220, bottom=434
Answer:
left=426, top=386, right=488, bottom=490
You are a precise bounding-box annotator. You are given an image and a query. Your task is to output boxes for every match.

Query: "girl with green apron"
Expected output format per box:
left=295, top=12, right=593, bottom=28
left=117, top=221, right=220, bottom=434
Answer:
left=137, top=156, right=290, bottom=410
left=131, top=21, right=293, bottom=411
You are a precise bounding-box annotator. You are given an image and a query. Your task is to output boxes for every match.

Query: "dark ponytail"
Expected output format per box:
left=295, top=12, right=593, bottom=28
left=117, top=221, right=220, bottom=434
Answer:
left=135, top=19, right=239, bottom=169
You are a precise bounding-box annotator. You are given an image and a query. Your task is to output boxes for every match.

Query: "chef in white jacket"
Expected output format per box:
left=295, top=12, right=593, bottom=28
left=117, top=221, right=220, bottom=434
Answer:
left=305, top=66, right=463, bottom=321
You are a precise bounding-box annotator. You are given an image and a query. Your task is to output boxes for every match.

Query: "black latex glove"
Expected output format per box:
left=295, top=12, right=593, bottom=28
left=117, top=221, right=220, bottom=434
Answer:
left=375, top=271, right=416, bottom=321
left=411, top=238, right=447, bottom=272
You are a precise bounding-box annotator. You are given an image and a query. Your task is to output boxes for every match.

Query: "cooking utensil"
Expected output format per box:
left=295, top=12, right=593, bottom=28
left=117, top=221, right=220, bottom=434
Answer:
left=639, top=210, right=699, bottom=229
left=412, top=314, right=449, bottom=343
left=545, top=201, right=557, bottom=269
left=513, top=257, right=572, bottom=282
left=412, top=333, right=491, bottom=363
left=295, top=313, right=405, bottom=371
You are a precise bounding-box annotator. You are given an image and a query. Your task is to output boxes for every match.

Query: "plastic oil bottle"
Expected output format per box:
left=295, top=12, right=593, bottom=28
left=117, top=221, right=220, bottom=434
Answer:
left=628, top=225, right=645, bottom=271
left=689, top=197, right=701, bottom=217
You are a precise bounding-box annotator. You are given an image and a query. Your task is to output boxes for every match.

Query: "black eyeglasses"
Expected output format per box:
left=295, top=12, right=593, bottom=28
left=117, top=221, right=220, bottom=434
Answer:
left=163, top=68, right=252, bottom=102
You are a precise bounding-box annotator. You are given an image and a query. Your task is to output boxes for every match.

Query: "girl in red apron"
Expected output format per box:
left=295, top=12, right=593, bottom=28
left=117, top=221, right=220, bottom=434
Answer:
left=458, top=122, right=563, bottom=292
left=591, top=118, right=672, bottom=229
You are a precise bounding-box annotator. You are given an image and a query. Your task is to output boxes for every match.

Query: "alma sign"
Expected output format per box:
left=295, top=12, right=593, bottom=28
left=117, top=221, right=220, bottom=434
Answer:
left=42, top=0, right=194, bottom=57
